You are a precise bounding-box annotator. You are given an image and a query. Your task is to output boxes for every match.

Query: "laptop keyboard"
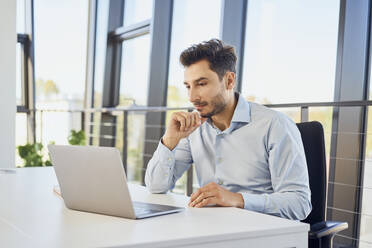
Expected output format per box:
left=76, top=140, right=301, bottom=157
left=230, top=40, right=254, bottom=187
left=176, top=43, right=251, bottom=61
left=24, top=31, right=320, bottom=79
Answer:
left=134, top=207, right=159, bottom=216
left=133, top=201, right=181, bottom=216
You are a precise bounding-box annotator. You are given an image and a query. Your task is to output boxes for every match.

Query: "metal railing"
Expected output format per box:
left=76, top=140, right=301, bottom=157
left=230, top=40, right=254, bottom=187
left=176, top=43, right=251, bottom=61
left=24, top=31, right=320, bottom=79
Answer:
left=35, top=106, right=192, bottom=171
left=28, top=99, right=372, bottom=195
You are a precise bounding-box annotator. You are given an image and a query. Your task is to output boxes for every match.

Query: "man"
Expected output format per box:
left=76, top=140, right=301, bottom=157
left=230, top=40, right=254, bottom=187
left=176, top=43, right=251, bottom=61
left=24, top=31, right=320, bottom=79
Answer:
left=145, top=39, right=312, bottom=220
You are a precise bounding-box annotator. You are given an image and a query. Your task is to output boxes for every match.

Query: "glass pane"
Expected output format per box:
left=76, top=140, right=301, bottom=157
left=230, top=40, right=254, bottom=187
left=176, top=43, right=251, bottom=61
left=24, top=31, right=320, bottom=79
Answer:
left=34, top=0, right=88, bottom=105
left=270, top=107, right=300, bottom=123
left=36, top=110, right=83, bottom=146
left=241, top=0, right=340, bottom=104
left=119, top=35, right=151, bottom=107
left=309, top=107, right=333, bottom=155
left=16, top=0, right=26, bottom=33
left=360, top=215, right=372, bottom=247
left=115, top=114, right=124, bottom=157
left=166, top=0, right=222, bottom=108
left=172, top=172, right=188, bottom=194
left=16, top=43, right=23, bottom=106
left=360, top=107, right=372, bottom=245
left=115, top=112, right=146, bottom=185
left=89, top=112, right=102, bottom=146
left=15, top=113, right=28, bottom=167
left=123, top=0, right=153, bottom=27
left=365, top=108, right=372, bottom=176
left=308, top=107, right=333, bottom=178
left=93, top=0, right=109, bottom=108
left=127, top=113, right=146, bottom=184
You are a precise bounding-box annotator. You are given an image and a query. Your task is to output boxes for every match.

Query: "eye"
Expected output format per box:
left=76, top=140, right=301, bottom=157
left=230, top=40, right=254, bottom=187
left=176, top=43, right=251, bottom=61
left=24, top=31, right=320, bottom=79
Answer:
left=198, top=82, right=206, bottom=86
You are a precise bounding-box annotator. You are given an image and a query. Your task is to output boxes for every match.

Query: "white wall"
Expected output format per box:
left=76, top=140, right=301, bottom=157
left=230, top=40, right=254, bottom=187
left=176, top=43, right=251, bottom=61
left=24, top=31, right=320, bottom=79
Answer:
left=0, top=0, right=16, bottom=168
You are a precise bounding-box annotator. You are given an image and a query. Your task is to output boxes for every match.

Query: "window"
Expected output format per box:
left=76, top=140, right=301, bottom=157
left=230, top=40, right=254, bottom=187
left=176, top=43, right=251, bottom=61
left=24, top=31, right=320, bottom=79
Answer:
left=34, top=0, right=88, bottom=104
left=122, top=113, right=146, bottom=184
left=241, top=0, right=340, bottom=104
left=93, top=0, right=110, bottom=108
left=309, top=107, right=333, bottom=174
left=360, top=107, right=372, bottom=246
left=360, top=56, right=372, bottom=245
left=119, top=35, right=151, bottom=107
left=123, top=0, right=153, bottom=27
left=116, top=35, right=151, bottom=185
left=90, top=0, right=110, bottom=146
left=33, top=0, right=89, bottom=146
left=113, top=1, right=153, bottom=185
left=166, top=0, right=222, bottom=108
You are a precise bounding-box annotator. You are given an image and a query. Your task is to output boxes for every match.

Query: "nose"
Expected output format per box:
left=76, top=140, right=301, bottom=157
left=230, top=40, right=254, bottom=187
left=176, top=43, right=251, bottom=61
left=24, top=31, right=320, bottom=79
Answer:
left=188, top=86, right=200, bottom=103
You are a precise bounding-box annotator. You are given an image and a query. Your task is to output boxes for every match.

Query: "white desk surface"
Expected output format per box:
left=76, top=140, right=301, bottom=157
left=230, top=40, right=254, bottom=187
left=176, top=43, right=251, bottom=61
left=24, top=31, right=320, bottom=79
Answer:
left=0, top=167, right=309, bottom=248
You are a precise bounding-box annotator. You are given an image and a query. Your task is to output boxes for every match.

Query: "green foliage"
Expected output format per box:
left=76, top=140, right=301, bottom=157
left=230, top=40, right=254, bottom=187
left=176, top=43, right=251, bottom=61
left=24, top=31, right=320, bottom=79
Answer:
left=68, top=130, right=86, bottom=146
left=17, top=130, right=85, bottom=167
left=44, top=159, right=53, bottom=166
left=17, top=143, right=51, bottom=167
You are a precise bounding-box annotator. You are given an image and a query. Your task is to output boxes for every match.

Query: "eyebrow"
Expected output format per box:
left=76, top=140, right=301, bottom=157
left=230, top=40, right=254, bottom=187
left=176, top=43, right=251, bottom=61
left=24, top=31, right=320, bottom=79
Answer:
left=184, top=77, right=208, bottom=85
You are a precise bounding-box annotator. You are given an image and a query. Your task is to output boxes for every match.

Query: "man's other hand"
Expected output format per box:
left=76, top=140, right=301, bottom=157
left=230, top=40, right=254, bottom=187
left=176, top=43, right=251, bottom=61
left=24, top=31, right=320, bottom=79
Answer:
left=188, top=182, right=244, bottom=208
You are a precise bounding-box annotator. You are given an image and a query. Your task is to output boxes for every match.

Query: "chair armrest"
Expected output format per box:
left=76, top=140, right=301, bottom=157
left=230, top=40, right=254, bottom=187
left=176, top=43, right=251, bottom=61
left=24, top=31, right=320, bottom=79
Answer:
left=309, top=221, right=348, bottom=239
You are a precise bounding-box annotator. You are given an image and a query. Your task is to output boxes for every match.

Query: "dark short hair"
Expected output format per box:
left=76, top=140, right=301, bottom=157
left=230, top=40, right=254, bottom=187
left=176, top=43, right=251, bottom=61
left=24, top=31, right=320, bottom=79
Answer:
left=180, top=39, right=237, bottom=80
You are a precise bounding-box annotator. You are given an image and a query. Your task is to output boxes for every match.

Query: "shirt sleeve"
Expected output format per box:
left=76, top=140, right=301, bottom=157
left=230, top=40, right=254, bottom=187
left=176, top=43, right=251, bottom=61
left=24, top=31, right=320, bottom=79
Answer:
left=241, top=115, right=312, bottom=220
left=145, top=137, right=193, bottom=193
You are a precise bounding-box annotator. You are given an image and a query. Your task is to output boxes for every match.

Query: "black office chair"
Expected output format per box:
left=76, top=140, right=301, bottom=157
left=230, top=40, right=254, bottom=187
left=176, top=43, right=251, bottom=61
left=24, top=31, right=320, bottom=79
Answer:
left=296, top=121, right=348, bottom=248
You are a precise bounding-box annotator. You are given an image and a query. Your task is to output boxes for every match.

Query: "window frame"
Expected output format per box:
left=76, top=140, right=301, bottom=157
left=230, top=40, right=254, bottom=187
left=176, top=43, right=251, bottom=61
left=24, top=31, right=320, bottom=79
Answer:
left=17, top=0, right=36, bottom=144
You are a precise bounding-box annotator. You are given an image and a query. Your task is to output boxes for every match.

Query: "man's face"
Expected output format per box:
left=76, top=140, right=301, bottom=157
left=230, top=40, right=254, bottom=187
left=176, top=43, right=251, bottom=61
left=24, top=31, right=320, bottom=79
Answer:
left=184, top=60, right=229, bottom=118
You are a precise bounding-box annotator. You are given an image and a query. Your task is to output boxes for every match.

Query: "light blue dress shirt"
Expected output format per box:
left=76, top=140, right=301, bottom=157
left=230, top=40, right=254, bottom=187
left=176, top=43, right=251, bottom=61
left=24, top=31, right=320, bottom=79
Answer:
left=145, top=94, right=312, bottom=220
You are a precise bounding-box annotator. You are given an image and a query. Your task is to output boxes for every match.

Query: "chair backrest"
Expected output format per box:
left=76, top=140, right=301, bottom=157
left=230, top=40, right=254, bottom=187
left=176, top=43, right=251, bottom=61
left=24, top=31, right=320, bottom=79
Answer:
left=296, top=121, right=327, bottom=225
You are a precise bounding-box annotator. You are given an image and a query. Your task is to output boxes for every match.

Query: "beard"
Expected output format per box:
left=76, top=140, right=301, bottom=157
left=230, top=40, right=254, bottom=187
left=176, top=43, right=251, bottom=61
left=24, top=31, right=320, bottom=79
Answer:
left=194, top=92, right=227, bottom=118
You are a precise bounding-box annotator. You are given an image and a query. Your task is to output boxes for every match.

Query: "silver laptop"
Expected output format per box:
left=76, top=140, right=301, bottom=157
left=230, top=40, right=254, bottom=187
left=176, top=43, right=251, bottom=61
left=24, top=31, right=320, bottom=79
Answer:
left=48, top=145, right=184, bottom=219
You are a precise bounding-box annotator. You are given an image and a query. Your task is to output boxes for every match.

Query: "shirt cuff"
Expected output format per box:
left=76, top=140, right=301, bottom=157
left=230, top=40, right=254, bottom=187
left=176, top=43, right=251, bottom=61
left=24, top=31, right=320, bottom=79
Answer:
left=155, top=141, right=176, bottom=168
left=241, top=192, right=266, bottom=213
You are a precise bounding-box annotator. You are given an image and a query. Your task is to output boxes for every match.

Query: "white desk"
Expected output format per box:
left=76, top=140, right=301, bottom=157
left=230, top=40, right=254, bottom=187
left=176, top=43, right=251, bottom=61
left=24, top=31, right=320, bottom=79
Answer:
left=0, top=167, right=309, bottom=247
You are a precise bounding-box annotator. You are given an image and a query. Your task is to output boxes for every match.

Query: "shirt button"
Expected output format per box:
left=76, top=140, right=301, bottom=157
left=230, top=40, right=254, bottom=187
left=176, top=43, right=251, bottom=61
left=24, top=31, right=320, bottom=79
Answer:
left=218, top=158, right=223, bottom=163
left=168, top=157, right=172, bottom=161
left=165, top=173, right=169, bottom=177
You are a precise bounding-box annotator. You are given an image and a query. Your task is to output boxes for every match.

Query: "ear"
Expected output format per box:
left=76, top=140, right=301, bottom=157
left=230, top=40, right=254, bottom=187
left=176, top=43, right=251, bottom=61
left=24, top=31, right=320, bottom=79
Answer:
left=224, top=72, right=236, bottom=90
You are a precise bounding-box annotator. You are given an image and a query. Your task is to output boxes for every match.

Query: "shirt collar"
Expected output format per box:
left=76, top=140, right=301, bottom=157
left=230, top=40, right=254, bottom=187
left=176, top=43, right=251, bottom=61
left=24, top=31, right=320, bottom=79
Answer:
left=206, top=92, right=251, bottom=127
left=231, top=92, right=251, bottom=124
